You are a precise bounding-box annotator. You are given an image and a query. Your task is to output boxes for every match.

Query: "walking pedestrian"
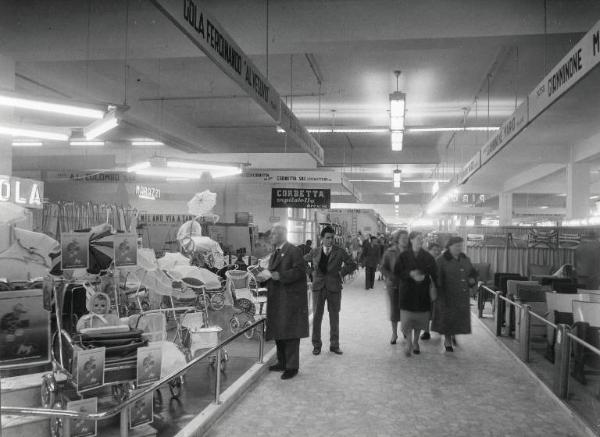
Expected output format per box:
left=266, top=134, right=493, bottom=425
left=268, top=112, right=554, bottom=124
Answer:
left=257, top=225, right=309, bottom=379
left=420, top=241, right=442, bottom=340
left=306, top=226, right=357, bottom=356
left=394, top=231, right=437, bottom=356
left=380, top=230, right=408, bottom=344
left=432, top=236, right=478, bottom=352
left=360, top=236, right=380, bottom=290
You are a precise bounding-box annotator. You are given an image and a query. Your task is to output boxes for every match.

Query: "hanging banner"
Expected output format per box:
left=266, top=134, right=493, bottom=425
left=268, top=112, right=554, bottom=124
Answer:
left=480, top=101, right=528, bottom=165
left=45, top=172, right=136, bottom=183
left=152, top=0, right=325, bottom=164
left=271, top=188, right=331, bottom=208
left=457, top=152, right=481, bottom=185
left=528, top=18, right=600, bottom=120
left=0, top=175, right=44, bottom=209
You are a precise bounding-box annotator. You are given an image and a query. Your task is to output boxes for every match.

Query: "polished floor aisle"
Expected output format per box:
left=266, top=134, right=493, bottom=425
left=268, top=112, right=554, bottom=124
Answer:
left=205, top=270, right=585, bottom=437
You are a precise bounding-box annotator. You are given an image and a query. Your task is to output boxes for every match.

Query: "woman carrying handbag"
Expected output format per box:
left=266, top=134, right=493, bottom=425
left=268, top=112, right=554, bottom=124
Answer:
left=393, top=231, right=438, bottom=357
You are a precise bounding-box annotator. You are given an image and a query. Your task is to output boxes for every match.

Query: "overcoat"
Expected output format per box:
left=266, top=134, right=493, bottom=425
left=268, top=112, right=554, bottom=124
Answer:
left=265, top=242, right=309, bottom=341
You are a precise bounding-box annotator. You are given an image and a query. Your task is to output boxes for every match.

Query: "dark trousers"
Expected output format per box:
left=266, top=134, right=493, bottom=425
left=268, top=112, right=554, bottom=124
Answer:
left=312, top=289, right=341, bottom=349
left=365, top=266, right=376, bottom=289
left=275, top=338, right=300, bottom=370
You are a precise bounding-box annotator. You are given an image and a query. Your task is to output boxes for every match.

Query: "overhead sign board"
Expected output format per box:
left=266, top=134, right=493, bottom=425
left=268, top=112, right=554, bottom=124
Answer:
left=528, top=18, right=600, bottom=120
left=0, top=175, right=44, bottom=209
left=457, top=152, right=481, bottom=185
left=152, top=0, right=325, bottom=165
left=480, top=101, right=528, bottom=165
left=271, top=188, right=331, bottom=209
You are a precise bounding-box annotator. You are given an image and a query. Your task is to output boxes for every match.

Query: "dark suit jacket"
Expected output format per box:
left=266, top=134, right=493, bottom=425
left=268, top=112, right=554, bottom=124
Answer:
left=306, top=245, right=357, bottom=293
left=360, top=241, right=381, bottom=268
left=265, top=242, right=309, bottom=341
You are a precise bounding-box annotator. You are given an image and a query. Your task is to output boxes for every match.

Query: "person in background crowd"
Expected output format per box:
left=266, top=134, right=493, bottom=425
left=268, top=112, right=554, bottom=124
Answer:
left=432, top=236, right=477, bottom=352
left=574, top=232, right=600, bottom=289
left=256, top=225, right=309, bottom=380
left=361, top=235, right=380, bottom=290
left=234, top=254, right=248, bottom=271
left=298, top=239, right=313, bottom=256
left=381, top=230, right=409, bottom=344
left=305, top=226, right=357, bottom=356
left=394, top=232, right=437, bottom=356
left=420, top=241, right=442, bottom=340
left=377, top=235, right=387, bottom=280
left=350, top=233, right=362, bottom=264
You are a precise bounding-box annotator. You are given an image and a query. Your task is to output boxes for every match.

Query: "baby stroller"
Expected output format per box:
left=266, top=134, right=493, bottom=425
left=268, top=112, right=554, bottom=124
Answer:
left=180, top=311, right=227, bottom=371
left=225, top=269, right=267, bottom=339
left=41, top=277, right=148, bottom=437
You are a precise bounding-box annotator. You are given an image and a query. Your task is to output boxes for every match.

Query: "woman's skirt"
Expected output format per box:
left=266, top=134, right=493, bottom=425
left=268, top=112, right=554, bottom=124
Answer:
left=400, top=310, right=430, bottom=331
left=387, top=286, right=400, bottom=322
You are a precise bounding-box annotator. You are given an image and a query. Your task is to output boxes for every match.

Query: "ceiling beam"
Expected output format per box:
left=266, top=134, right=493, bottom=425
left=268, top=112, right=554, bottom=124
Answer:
left=502, top=163, right=565, bottom=192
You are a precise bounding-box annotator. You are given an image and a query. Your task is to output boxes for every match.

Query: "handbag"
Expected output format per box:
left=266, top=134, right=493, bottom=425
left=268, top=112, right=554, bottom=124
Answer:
left=428, top=276, right=438, bottom=302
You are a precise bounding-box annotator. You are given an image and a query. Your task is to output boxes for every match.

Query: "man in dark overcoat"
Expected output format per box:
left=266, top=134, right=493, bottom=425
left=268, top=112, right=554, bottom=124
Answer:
left=306, top=226, right=356, bottom=355
left=259, top=225, right=309, bottom=380
left=360, top=235, right=380, bottom=290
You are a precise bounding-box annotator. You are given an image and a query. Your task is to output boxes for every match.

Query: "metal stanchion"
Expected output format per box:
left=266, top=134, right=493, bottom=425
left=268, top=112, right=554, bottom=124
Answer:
left=258, top=321, right=265, bottom=364
left=120, top=408, right=129, bottom=437
left=553, top=324, right=571, bottom=399
left=215, top=349, right=222, bottom=405
left=63, top=417, right=71, bottom=437
left=519, top=305, right=531, bottom=362
left=494, top=293, right=502, bottom=336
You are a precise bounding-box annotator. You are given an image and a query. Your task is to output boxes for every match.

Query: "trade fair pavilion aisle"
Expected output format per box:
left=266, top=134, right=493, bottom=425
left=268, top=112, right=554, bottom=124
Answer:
left=205, top=270, right=583, bottom=437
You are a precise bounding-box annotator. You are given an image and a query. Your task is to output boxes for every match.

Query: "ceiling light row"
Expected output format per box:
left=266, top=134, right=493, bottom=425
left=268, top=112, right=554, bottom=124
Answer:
left=10, top=138, right=165, bottom=147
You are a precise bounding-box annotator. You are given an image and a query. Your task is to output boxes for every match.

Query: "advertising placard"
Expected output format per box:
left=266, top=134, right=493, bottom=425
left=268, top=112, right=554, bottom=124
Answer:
left=136, top=345, right=163, bottom=386
left=67, top=397, right=98, bottom=437
left=271, top=188, right=331, bottom=209
left=480, top=101, right=528, bottom=165
left=129, top=392, right=154, bottom=428
left=0, top=289, right=51, bottom=369
left=75, top=347, right=105, bottom=392
left=61, top=232, right=90, bottom=270
left=113, top=233, right=138, bottom=268
left=457, top=152, right=481, bottom=185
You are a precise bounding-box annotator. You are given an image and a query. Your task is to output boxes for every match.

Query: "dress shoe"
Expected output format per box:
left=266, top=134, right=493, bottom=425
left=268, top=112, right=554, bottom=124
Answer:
left=281, top=369, right=298, bottom=380
left=390, top=334, right=398, bottom=345
left=312, top=347, right=321, bottom=355
left=269, top=363, right=285, bottom=372
left=444, top=345, right=454, bottom=352
left=329, top=347, right=343, bottom=355
left=420, top=332, right=431, bottom=340
left=413, top=345, right=420, bottom=354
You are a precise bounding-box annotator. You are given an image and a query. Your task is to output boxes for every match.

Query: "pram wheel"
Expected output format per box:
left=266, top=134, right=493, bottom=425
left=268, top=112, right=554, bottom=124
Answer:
left=111, top=382, right=134, bottom=403
left=209, top=292, right=225, bottom=311
left=195, top=293, right=209, bottom=312
left=169, top=376, right=183, bottom=399
left=40, top=373, right=57, bottom=408
left=243, top=320, right=255, bottom=339
left=236, top=298, right=256, bottom=316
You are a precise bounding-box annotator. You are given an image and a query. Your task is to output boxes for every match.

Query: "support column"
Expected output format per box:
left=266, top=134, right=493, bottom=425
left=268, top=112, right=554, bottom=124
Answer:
left=566, top=162, right=590, bottom=219
left=0, top=54, right=15, bottom=176
left=499, top=192, right=513, bottom=226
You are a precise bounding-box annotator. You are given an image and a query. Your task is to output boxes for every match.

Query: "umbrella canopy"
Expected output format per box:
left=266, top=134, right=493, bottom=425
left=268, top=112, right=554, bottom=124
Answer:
left=187, top=190, right=217, bottom=216
left=169, top=265, right=222, bottom=289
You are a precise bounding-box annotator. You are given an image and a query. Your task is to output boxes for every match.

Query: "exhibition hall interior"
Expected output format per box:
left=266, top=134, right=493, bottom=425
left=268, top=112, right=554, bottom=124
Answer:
left=2, top=1, right=600, bottom=436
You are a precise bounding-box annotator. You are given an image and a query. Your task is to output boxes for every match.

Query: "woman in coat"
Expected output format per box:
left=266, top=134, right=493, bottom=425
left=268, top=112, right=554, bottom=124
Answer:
left=394, top=231, right=437, bottom=356
left=432, top=236, right=477, bottom=352
left=380, top=230, right=409, bottom=344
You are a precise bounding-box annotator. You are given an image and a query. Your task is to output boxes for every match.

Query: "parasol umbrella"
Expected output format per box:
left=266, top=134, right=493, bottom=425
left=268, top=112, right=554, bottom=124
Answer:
left=187, top=190, right=217, bottom=216
left=169, top=265, right=222, bottom=289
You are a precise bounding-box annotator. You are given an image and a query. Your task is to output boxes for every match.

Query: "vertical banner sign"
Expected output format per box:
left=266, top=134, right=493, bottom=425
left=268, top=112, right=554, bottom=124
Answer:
left=528, top=18, right=600, bottom=120
left=151, top=0, right=325, bottom=164
left=271, top=188, right=331, bottom=208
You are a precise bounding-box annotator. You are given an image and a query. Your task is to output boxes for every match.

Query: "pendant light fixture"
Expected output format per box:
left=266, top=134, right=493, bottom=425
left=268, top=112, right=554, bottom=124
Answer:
left=390, top=70, right=406, bottom=151
left=393, top=168, right=402, bottom=188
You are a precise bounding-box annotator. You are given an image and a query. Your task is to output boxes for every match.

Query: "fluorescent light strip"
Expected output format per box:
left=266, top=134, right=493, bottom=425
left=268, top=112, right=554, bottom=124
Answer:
left=70, top=141, right=105, bottom=146
left=166, top=161, right=242, bottom=178
left=12, top=141, right=42, bottom=147
left=0, top=124, right=70, bottom=141
left=349, top=178, right=449, bottom=183
left=0, top=93, right=104, bottom=119
left=135, top=168, right=202, bottom=179
left=408, top=127, right=500, bottom=133
left=277, top=127, right=388, bottom=134
left=131, top=140, right=164, bottom=146
left=127, top=162, right=151, bottom=172
left=84, top=110, right=119, bottom=139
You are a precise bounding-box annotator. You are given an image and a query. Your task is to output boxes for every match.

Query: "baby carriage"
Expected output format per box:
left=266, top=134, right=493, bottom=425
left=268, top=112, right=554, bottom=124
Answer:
left=41, top=278, right=149, bottom=437
left=168, top=264, right=226, bottom=312
left=180, top=311, right=227, bottom=371
left=225, top=268, right=267, bottom=339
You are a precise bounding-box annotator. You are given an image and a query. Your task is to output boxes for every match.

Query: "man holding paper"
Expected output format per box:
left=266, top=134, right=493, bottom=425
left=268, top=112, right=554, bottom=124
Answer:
left=257, top=225, right=309, bottom=380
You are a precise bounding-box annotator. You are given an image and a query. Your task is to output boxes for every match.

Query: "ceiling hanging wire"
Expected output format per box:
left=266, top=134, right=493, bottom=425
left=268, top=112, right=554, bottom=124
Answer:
left=544, top=0, right=548, bottom=74
left=486, top=74, right=491, bottom=141
left=514, top=46, right=519, bottom=109
left=85, top=0, right=92, bottom=91
left=265, top=0, right=269, bottom=79
left=123, top=0, right=130, bottom=107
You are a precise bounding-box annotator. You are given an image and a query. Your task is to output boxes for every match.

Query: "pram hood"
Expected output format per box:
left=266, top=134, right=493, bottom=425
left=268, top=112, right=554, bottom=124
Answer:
left=169, top=265, right=222, bottom=290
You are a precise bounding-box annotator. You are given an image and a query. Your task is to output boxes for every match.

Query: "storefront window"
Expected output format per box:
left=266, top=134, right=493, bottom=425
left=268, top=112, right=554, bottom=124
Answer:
left=287, top=208, right=314, bottom=245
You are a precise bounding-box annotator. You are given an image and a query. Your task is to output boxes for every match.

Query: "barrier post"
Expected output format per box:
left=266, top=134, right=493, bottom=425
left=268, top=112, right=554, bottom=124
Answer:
left=494, top=293, right=502, bottom=336
left=553, top=324, right=570, bottom=399
left=215, top=349, right=222, bottom=405
left=120, top=408, right=129, bottom=437
left=258, top=321, right=265, bottom=364
left=63, top=417, right=71, bottom=437
left=519, top=305, right=531, bottom=362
